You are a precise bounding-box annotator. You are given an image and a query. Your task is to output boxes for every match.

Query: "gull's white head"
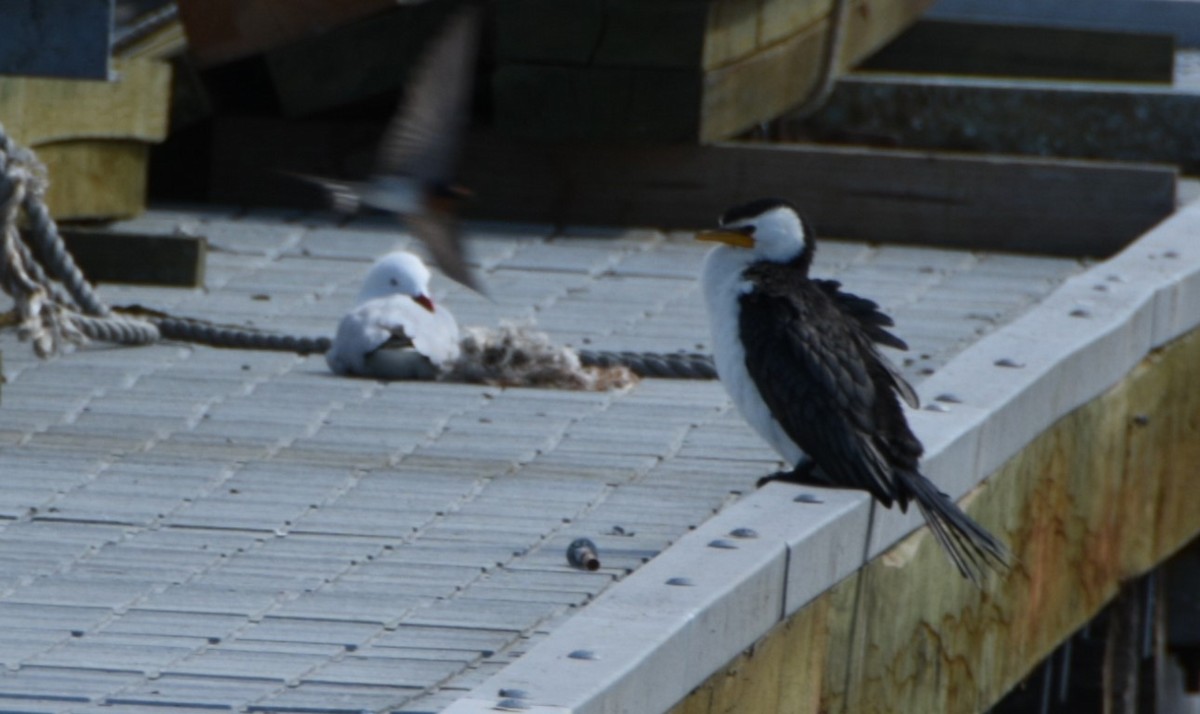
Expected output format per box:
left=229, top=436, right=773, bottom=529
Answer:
left=696, top=198, right=813, bottom=268
left=357, top=251, right=436, bottom=312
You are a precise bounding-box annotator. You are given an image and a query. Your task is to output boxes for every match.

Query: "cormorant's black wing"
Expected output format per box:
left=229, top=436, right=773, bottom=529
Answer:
left=813, top=279, right=906, bottom=350
left=738, top=270, right=922, bottom=506
left=815, top=278, right=918, bottom=409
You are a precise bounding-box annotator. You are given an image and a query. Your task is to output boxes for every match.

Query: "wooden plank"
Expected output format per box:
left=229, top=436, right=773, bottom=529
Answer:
left=491, top=0, right=934, bottom=141
left=860, top=19, right=1175, bottom=83
left=702, top=0, right=764, bottom=69
left=59, top=231, right=207, bottom=288
left=0, top=56, right=169, bottom=219
left=0, top=0, right=112, bottom=79
left=702, top=0, right=936, bottom=138
left=262, top=2, right=459, bottom=118
left=758, top=0, right=829, bottom=49
left=176, top=0, right=395, bottom=68
left=791, top=75, right=1200, bottom=173
left=208, top=119, right=1177, bottom=257
left=115, top=10, right=189, bottom=61
left=491, top=66, right=702, bottom=141
left=928, top=0, right=1200, bottom=48
left=456, top=138, right=1174, bottom=256
left=38, top=141, right=149, bottom=221
left=495, top=0, right=711, bottom=69
left=0, top=59, right=171, bottom=146
left=700, top=19, right=825, bottom=141
left=670, top=327, right=1200, bottom=713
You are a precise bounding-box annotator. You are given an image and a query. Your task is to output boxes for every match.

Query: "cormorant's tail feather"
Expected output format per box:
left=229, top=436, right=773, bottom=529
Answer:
left=901, top=472, right=1010, bottom=586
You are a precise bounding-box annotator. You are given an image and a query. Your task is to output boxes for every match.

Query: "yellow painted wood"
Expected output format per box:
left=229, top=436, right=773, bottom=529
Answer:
left=37, top=141, right=148, bottom=221
left=0, top=58, right=170, bottom=219
left=0, top=59, right=170, bottom=146
left=699, top=0, right=935, bottom=141
left=118, top=18, right=188, bottom=61
left=703, top=0, right=763, bottom=70
left=758, top=0, right=829, bottom=48
left=671, top=328, right=1200, bottom=714
left=701, top=20, right=825, bottom=141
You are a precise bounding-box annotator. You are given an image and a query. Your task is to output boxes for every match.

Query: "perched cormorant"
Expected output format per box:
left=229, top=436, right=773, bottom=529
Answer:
left=698, top=198, right=1008, bottom=582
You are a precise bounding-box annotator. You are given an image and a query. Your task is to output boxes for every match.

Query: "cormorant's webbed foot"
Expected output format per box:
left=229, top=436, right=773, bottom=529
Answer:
left=756, top=460, right=817, bottom=489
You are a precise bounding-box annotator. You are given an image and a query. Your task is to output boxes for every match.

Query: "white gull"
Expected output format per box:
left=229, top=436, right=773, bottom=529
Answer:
left=326, top=251, right=460, bottom=379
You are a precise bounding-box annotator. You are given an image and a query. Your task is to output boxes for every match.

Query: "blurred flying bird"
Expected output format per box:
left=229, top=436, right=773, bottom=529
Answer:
left=294, top=5, right=482, bottom=292
left=697, top=198, right=1009, bottom=584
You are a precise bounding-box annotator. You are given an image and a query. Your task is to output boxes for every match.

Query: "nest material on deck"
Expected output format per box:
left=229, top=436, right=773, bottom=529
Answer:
left=444, top=323, right=637, bottom=391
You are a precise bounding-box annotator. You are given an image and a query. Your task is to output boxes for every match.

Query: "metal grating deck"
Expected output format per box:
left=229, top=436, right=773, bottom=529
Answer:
left=0, top=207, right=1086, bottom=713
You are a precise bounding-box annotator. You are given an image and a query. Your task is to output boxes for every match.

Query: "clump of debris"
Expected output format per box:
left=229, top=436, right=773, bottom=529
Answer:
left=444, top=322, right=637, bottom=391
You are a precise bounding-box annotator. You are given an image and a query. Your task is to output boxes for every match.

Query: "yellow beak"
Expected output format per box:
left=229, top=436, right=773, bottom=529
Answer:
left=696, top=229, right=754, bottom=249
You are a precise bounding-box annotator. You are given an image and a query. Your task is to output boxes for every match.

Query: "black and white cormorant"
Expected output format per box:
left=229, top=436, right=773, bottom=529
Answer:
left=697, top=198, right=1008, bottom=583
left=293, top=5, right=482, bottom=292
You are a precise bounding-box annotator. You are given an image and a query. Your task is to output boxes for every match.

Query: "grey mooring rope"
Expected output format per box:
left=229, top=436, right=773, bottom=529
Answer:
left=0, top=123, right=716, bottom=379
left=578, top=349, right=717, bottom=380
left=150, top=317, right=331, bottom=355
left=0, top=124, right=159, bottom=357
left=20, top=173, right=110, bottom=317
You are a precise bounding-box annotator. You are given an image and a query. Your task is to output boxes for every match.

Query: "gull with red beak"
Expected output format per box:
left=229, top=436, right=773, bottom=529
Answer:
left=295, top=5, right=482, bottom=292
left=326, top=251, right=460, bottom=379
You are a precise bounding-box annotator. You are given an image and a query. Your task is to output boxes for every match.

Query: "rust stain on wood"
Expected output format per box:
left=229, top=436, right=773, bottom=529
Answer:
left=671, top=328, right=1200, bottom=714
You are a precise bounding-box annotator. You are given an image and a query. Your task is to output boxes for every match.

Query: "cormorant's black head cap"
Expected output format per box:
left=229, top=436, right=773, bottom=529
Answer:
left=719, top=198, right=798, bottom=227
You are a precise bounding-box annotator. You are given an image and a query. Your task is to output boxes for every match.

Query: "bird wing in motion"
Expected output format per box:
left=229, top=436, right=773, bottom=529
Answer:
left=738, top=272, right=922, bottom=507
left=404, top=209, right=478, bottom=293
left=281, top=173, right=364, bottom=214
left=374, top=5, right=481, bottom=185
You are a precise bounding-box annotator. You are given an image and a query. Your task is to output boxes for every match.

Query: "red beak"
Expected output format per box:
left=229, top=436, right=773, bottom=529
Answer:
left=413, top=294, right=435, bottom=313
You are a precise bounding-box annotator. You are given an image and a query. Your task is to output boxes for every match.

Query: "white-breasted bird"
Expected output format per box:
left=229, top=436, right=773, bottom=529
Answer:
left=326, top=251, right=460, bottom=380
left=697, top=198, right=1008, bottom=583
left=294, top=5, right=482, bottom=292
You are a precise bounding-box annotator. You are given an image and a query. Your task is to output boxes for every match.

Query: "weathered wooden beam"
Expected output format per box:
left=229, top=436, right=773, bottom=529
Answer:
left=492, top=0, right=936, bottom=141
left=210, top=119, right=1177, bottom=257
left=456, top=138, right=1174, bottom=257
left=859, top=19, right=1175, bottom=83
left=927, top=0, right=1200, bottom=48
left=0, top=59, right=170, bottom=148
left=1104, top=582, right=1147, bottom=714
left=670, top=327, right=1200, bottom=714
left=790, top=75, right=1200, bottom=173
left=36, top=141, right=151, bottom=221
left=490, top=18, right=831, bottom=143
left=58, top=230, right=206, bottom=288
left=0, top=58, right=172, bottom=220
left=494, top=0, right=828, bottom=71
